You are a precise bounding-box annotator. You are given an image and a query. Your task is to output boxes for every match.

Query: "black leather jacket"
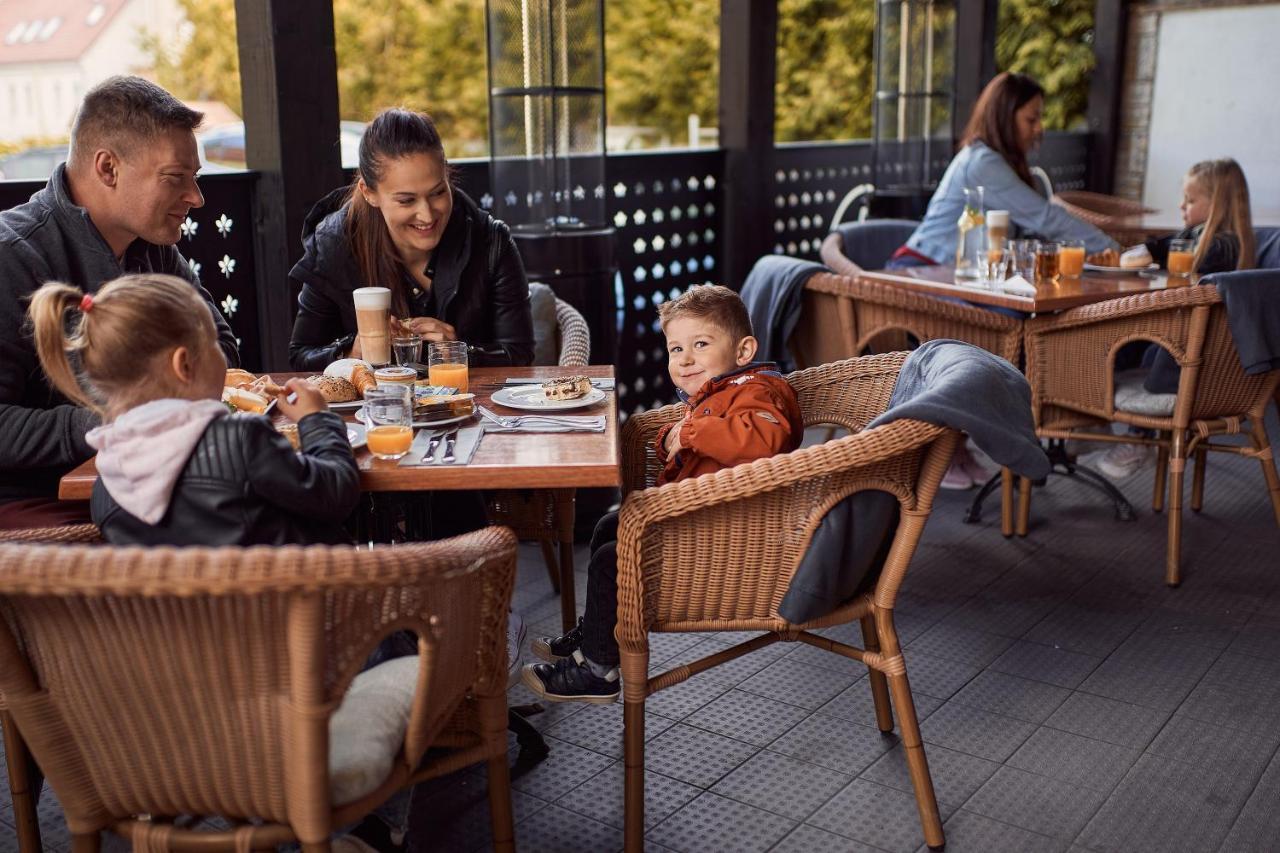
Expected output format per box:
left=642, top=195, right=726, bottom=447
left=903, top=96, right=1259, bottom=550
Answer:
left=287, top=187, right=535, bottom=371
left=92, top=412, right=360, bottom=546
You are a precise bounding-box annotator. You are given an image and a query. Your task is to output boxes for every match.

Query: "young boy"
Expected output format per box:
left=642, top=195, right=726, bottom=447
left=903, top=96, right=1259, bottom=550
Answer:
left=522, top=284, right=804, bottom=703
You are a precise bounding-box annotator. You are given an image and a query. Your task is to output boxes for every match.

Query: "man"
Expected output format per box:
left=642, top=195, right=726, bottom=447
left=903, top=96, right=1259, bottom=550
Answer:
left=0, top=75, right=239, bottom=528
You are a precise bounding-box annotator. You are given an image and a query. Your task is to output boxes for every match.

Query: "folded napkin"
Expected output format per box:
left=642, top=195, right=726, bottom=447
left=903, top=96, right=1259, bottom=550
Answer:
left=398, top=426, right=483, bottom=466
left=504, top=376, right=615, bottom=390
left=482, top=415, right=606, bottom=434
left=1000, top=275, right=1037, bottom=297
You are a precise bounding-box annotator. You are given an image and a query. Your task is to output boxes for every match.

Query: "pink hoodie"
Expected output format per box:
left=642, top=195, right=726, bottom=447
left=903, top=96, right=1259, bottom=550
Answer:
left=85, top=399, right=230, bottom=524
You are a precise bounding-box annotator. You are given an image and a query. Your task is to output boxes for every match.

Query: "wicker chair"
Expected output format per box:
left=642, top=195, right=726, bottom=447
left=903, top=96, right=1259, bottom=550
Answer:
left=615, top=353, right=960, bottom=852
left=1010, top=284, right=1280, bottom=585
left=0, top=526, right=519, bottom=851
left=486, top=297, right=590, bottom=628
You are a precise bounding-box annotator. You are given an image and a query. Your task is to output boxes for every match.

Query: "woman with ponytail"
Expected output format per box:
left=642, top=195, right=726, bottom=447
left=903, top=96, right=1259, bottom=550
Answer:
left=288, top=107, right=535, bottom=370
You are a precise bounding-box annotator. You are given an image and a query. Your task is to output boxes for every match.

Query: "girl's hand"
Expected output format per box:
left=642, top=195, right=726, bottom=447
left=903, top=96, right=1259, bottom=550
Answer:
left=397, top=316, right=457, bottom=342
left=277, top=378, right=327, bottom=422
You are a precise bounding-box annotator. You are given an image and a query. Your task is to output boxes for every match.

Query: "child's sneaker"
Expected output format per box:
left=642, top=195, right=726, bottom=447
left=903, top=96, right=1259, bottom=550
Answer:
left=530, top=617, right=584, bottom=663
left=1097, top=443, right=1153, bottom=480
left=522, top=650, right=620, bottom=704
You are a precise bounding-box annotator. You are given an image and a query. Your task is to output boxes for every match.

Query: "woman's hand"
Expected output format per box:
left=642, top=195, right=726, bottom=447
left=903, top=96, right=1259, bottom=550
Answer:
left=395, top=315, right=457, bottom=343
left=277, top=378, right=327, bottom=422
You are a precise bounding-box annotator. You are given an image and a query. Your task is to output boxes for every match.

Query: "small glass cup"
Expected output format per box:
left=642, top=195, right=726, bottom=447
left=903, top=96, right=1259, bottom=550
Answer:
left=392, top=334, right=423, bottom=367
left=427, top=340, right=469, bottom=393
left=981, top=243, right=1010, bottom=287
left=1059, top=239, right=1086, bottom=278
left=362, top=385, right=413, bottom=461
left=1012, top=239, right=1038, bottom=280
left=1167, top=238, right=1195, bottom=278
left=1035, top=241, right=1061, bottom=283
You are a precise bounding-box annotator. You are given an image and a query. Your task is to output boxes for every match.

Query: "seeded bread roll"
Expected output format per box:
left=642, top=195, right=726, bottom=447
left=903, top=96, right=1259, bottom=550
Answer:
left=542, top=375, right=592, bottom=401
left=308, top=375, right=359, bottom=403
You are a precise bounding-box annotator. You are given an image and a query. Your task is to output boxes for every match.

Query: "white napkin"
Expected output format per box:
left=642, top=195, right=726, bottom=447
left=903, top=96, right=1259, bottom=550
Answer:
left=1001, top=275, right=1037, bottom=296
left=398, top=426, right=483, bottom=466
left=482, top=416, right=605, bottom=434
left=504, top=376, right=615, bottom=390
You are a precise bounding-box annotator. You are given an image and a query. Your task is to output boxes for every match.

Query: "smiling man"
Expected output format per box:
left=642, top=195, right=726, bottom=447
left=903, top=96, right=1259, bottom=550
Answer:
left=0, top=76, right=239, bottom=528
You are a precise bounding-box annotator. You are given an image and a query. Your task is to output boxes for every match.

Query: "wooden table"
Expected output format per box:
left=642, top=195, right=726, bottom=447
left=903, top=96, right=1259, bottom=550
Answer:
left=59, top=365, right=620, bottom=630
left=859, top=265, right=1187, bottom=314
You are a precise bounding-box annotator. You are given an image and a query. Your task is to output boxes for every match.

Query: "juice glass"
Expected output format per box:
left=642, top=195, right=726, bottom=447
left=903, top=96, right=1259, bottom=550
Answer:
left=1059, top=240, right=1086, bottom=278
left=427, top=341, right=469, bottom=393
left=1167, top=238, right=1195, bottom=278
left=363, top=386, right=413, bottom=460
left=1035, top=241, right=1060, bottom=283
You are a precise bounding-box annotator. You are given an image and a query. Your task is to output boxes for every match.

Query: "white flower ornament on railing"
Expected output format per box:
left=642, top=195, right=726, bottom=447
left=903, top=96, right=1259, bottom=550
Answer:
left=220, top=295, right=239, bottom=318
left=215, top=214, right=233, bottom=237
left=218, top=255, right=236, bottom=278
left=180, top=217, right=198, bottom=240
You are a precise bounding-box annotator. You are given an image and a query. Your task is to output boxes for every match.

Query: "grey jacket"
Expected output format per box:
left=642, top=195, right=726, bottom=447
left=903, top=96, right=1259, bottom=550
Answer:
left=0, top=164, right=239, bottom=504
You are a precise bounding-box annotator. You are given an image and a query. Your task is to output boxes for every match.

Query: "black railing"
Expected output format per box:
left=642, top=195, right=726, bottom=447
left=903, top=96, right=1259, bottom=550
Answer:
left=0, top=130, right=1092, bottom=408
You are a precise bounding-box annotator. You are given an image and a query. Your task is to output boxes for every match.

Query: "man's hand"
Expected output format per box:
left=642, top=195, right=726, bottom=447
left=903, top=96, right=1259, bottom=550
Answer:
left=277, top=378, right=327, bottom=422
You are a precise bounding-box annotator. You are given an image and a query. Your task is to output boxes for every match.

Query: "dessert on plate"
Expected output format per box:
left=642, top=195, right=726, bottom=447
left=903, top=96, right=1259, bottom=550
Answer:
left=542, top=375, right=592, bottom=401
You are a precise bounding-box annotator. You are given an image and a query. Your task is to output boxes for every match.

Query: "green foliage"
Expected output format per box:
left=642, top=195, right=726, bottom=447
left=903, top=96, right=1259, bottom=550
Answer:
left=996, top=0, right=1096, bottom=131
left=140, top=0, right=241, bottom=115
left=775, top=0, right=875, bottom=142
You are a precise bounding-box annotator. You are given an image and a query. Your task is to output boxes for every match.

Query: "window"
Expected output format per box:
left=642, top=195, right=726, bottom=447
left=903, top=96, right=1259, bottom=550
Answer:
left=775, top=0, right=876, bottom=143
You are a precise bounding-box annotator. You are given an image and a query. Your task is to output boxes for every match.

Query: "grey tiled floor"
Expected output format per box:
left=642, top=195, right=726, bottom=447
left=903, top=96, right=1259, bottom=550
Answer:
left=3, top=413, right=1279, bottom=852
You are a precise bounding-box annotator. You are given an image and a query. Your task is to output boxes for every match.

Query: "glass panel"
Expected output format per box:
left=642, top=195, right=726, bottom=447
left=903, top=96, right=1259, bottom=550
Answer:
left=996, top=0, right=1096, bottom=131
left=776, top=0, right=876, bottom=142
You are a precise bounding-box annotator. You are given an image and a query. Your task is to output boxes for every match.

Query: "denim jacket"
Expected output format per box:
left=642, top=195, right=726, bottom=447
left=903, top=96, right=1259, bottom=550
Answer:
left=905, top=142, right=1118, bottom=263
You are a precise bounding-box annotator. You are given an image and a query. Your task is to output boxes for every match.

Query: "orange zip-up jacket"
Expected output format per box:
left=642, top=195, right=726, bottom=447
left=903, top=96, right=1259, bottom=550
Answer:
left=654, top=363, right=804, bottom=486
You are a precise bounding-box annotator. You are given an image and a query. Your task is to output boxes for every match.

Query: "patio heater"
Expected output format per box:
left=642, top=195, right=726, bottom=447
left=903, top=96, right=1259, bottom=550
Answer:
left=871, top=0, right=955, bottom=218
left=486, top=0, right=616, bottom=364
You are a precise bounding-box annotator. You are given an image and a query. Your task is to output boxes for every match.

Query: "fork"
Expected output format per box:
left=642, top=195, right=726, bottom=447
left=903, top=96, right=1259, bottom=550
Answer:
left=477, top=405, right=588, bottom=429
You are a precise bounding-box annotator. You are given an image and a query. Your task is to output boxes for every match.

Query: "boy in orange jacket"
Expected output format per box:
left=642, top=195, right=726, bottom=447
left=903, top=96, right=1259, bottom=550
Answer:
left=523, top=285, right=803, bottom=703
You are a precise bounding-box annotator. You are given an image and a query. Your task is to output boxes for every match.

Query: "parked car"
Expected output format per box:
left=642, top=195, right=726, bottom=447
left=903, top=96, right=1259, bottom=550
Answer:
left=199, top=121, right=365, bottom=169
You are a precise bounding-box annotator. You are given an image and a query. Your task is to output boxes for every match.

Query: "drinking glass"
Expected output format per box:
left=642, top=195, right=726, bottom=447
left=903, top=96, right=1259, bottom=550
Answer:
left=1059, top=240, right=1086, bottom=278
left=1167, top=238, right=1195, bottom=278
left=363, top=385, right=413, bottom=461
left=986, top=210, right=1010, bottom=253
left=1035, top=241, right=1061, bottom=283
left=981, top=243, right=1010, bottom=286
left=352, top=286, right=391, bottom=366
left=427, top=341, right=469, bottom=393
left=392, top=334, right=423, bottom=367
left=1012, top=239, right=1038, bottom=280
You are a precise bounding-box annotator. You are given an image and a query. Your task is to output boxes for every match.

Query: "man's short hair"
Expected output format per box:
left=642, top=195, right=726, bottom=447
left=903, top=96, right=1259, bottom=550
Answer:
left=69, top=76, right=203, bottom=165
left=657, top=284, right=753, bottom=342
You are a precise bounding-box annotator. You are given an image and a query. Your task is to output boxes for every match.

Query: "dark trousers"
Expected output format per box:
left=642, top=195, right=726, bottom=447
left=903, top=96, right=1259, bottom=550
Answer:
left=580, top=510, right=621, bottom=667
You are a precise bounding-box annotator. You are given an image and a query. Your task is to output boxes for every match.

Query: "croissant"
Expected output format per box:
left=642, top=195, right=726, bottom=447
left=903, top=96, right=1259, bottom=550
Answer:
left=349, top=364, right=377, bottom=395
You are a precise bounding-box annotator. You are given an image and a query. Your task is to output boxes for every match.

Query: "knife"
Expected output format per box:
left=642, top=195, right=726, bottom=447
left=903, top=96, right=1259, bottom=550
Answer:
left=422, top=431, right=444, bottom=463
left=439, top=428, right=459, bottom=464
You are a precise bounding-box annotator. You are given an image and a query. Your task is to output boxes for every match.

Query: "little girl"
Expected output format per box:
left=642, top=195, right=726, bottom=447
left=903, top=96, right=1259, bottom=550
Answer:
left=1098, top=158, right=1256, bottom=480
left=28, top=273, right=360, bottom=544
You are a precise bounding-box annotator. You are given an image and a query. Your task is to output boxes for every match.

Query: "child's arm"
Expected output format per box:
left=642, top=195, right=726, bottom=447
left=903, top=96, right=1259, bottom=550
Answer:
left=678, top=382, right=798, bottom=468
left=245, top=413, right=361, bottom=524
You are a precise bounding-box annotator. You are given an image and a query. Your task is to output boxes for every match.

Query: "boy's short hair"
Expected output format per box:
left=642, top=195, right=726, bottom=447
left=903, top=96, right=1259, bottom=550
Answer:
left=657, top=284, right=753, bottom=342
left=69, top=76, right=203, bottom=165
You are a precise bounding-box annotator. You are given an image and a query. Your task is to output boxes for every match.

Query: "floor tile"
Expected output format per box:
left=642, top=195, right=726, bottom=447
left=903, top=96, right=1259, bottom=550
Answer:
left=784, top=640, right=880, bottom=678
left=711, top=750, right=851, bottom=820
left=1006, top=727, right=1140, bottom=793
left=1176, top=679, right=1280, bottom=736
left=1076, top=658, right=1202, bottom=712
left=1219, top=751, right=1280, bottom=853
left=860, top=742, right=1000, bottom=809
left=767, top=713, right=898, bottom=775
left=963, top=765, right=1107, bottom=840
left=988, top=640, right=1103, bottom=689
left=1144, top=713, right=1278, bottom=783
left=906, top=624, right=1015, bottom=670
left=556, top=762, right=701, bottom=830
left=644, top=724, right=758, bottom=788
left=512, top=802, right=623, bottom=852
left=819, top=678, right=944, bottom=730
left=928, top=809, right=1066, bottom=853
left=949, top=670, right=1071, bottom=724
left=647, top=791, right=796, bottom=853
left=1043, top=691, right=1169, bottom=750
left=685, top=689, right=812, bottom=747
left=738, top=658, right=861, bottom=710
left=643, top=675, right=733, bottom=720
left=896, top=650, right=983, bottom=700
left=509, top=736, right=616, bottom=800
left=769, top=823, right=886, bottom=853
left=809, top=779, right=954, bottom=853
left=544, top=701, right=677, bottom=759
left=919, top=701, right=1037, bottom=763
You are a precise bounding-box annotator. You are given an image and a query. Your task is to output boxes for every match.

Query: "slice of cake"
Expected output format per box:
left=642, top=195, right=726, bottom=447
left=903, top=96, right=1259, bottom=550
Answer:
left=542, top=375, right=592, bottom=401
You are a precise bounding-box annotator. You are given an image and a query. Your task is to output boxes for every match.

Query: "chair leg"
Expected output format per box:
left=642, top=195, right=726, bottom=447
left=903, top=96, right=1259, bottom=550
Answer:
left=2, top=711, right=43, bottom=853
left=538, top=538, right=560, bottom=593
left=623, top=698, right=646, bottom=852
left=860, top=615, right=894, bottom=732
left=1190, top=447, right=1208, bottom=512
left=1016, top=476, right=1032, bottom=537
left=999, top=468, right=1014, bottom=538
left=886, top=672, right=944, bottom=850
left=1153, top=432, right=1169, bottom=513
left=487, top=754, right=516, bottom=853
left=553, top=489, right=577, bottom=632
left=1250, top=418, right=1280, bottom=526
left=1166, top=432, right=1187, bottom=587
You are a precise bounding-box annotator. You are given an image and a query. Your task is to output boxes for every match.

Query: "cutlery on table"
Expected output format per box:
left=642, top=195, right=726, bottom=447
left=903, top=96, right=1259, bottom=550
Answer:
left=477, top=405, right=591, bottom=429
left=423, top=431, right=444, bottom=463
left=439, top=428, right=459, bottom=464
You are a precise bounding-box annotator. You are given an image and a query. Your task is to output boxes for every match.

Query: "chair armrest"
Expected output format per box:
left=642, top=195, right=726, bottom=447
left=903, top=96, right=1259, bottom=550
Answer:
left=615, top=418, right=952, bottom=642
left=620, top=402, right=686, bottom=495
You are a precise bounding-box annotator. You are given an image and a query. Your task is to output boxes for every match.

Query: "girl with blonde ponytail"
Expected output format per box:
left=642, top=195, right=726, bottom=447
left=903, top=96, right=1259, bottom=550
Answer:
left=26, top=273, right=360, bottom=546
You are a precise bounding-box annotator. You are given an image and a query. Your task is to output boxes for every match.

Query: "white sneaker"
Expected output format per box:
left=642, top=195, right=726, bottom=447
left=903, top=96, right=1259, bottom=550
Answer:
left=1096, top=443, right=1152, bottom=480
left=507, top=611, right=527, bottom=690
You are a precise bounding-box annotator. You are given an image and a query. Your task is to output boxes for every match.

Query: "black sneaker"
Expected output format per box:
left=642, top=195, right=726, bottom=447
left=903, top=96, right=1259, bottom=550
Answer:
left=521, top=650, right=620, bottom=704
left=530, top=617, right=584, bottom=663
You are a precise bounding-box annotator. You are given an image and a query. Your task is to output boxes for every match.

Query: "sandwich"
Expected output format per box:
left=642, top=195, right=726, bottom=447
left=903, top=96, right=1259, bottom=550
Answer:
left=222, top=386, right=271, bottom=414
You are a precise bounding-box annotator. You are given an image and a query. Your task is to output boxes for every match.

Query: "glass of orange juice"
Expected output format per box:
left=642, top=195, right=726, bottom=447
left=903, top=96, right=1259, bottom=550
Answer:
left=362, top=386, right=413, bottom=460
left=1059, top=240, right=1085, bottom=278
left=1167, top=238, right=1195, bottom=278
left=427, top=341, right=469, bottom=393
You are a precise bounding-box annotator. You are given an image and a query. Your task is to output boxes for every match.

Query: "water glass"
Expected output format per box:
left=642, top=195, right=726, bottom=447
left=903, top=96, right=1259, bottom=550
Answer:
left=427, top=340, right=469, bottom=393
left=1012, top=239, right=1038, bottom=280
left=392, top=334, right=423, bottom=367
left=363, top=385, right=413, bottom=461
left=981, top=245, right=1010, bottom=286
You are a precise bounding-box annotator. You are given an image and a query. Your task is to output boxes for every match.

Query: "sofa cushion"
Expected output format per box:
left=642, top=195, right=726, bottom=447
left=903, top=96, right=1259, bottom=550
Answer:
left=1114, top=370, right=1176, bottom=417
left=328, top=654, right=420, bottom=805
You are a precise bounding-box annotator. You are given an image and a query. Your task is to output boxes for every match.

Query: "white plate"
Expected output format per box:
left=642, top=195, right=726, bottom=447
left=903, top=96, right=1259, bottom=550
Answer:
left=347, top=422, right=367, bottom=450
left=1083, top=263, right=1160, bottom=275
left=328, top=400, right=364, bottom=412
left=353, top=407, right=474, bottom=429
left=491, top=385, right=607, bottom=411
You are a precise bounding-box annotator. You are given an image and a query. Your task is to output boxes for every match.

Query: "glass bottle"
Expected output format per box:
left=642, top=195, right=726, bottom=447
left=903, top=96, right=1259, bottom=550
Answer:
left=955, top=186, right=985, bottom=279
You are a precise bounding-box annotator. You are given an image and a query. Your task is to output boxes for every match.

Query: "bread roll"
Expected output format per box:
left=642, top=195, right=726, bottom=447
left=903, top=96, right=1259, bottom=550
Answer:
left=308, top=375, right=359, bottom=403
left=350, top=364, right=377, bottom=395
left=224, top=368, right=258, bottom=388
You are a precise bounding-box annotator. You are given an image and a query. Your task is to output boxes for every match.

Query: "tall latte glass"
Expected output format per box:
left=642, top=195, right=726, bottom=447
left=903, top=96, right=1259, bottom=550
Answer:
left=352, top=286, right=392, bottom=366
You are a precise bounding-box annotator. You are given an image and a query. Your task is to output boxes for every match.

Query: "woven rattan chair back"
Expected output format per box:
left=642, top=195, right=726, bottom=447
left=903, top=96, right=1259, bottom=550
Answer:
left=615, top=354, right=959, bottom=851
left=0, top=528, right=519, bottom=851
left=792, top=272, right=1023, bottom=368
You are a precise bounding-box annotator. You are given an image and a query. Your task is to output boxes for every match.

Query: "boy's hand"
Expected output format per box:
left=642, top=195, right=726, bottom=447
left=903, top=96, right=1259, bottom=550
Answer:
left=664, top=422, right=684, bottom=456
left=277, top=378, right=327, bottom=422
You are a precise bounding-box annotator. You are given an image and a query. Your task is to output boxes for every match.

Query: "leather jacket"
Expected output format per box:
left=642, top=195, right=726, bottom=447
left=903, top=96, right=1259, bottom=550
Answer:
left=92, top=412, right=360, bottom=546
left=287, top=187, right=535, bottom=371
